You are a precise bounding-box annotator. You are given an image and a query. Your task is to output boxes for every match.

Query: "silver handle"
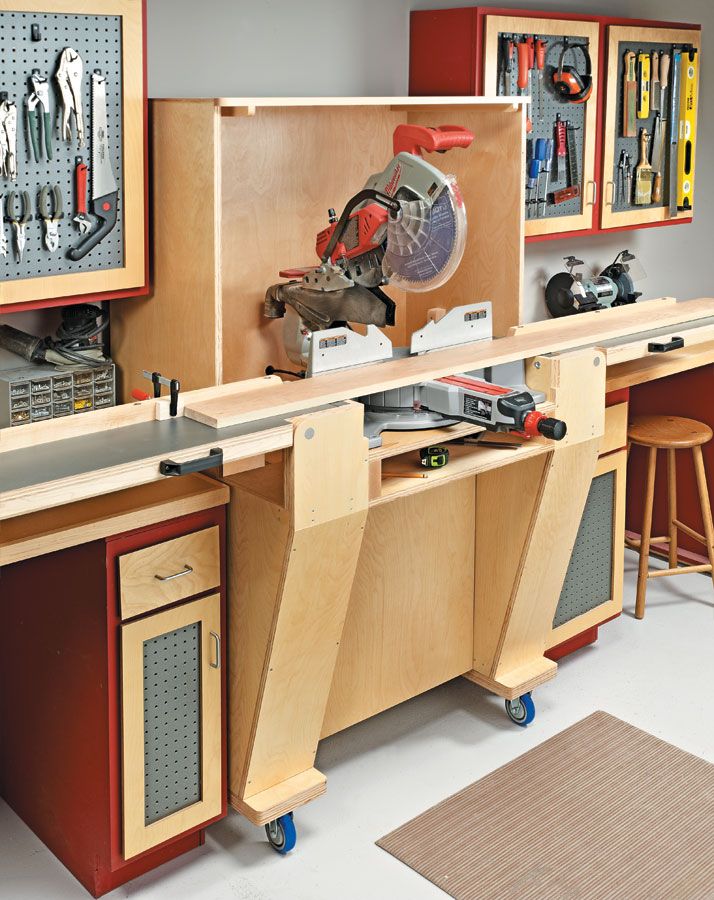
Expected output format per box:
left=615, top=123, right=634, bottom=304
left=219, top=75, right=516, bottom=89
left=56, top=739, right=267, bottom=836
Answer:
left=154, top=563, right=193, bottom=582
left=209, top=631, right=221, bottom=669
left=605, top=180, right=614, bottom=206
left=587, top=180, right=598, bottom=206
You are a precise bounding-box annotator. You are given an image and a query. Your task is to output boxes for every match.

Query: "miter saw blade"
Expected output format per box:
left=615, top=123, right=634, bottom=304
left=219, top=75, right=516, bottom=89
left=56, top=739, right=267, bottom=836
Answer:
left=382, top=177, right=467, bottom=292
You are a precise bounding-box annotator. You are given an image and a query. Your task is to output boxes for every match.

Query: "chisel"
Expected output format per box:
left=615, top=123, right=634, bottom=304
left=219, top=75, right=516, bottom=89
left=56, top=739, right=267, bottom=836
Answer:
left=651, top=50, right=660, bottom=110
left=637, top=51, right=650, bottom=119
left=659, top=52, right=670, bottom=124
left=634, top=127, right=652, bottom=205
left=623, top=50, right=637, bottom=137
left=667, top=48, right=682, bottom=217
left=650, top=112, right=663, bottom=203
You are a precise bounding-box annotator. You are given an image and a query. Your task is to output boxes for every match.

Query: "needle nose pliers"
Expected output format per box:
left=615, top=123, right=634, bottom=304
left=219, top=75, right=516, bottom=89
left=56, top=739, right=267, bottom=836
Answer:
left=39, top=184, right=63, bottom=253
left=6, top=189, right=32, bottom=262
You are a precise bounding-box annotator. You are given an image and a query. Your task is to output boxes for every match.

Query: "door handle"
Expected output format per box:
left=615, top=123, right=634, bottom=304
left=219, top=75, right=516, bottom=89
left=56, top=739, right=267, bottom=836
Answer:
left=648, top=336, right=684, bottom=353
left=605, top=180, right=614, bottom=205
left=587, top=180, right=598, bottom=206
left=154, top=563, right=193, bottom=582
left=209, top=631, right=221, bottom=669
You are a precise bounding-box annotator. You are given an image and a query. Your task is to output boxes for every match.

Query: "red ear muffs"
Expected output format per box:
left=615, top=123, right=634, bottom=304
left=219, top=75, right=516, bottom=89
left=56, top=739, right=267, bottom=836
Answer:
left=552, top=41, right=593, bottom=103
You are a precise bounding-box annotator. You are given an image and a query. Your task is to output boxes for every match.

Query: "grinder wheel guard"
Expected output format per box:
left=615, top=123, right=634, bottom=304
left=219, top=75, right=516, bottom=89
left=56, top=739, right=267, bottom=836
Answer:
left=383, top=178, right=467, bottom=292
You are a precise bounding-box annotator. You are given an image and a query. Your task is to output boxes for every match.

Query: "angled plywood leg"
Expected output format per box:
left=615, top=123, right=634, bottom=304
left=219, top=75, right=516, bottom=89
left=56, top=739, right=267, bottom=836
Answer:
left=227, top=402, right=368, bottom=825
left=466, top=349, right=606, bottom=700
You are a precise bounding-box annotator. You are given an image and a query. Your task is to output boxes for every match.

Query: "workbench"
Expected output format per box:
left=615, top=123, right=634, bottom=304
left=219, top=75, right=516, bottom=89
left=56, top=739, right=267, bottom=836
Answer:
left=3, top=296, right=714, bottom=850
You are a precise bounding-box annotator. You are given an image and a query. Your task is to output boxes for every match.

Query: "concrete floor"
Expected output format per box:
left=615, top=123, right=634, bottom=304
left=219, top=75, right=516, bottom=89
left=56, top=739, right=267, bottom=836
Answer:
left=2, top=549, right=713, bottom=900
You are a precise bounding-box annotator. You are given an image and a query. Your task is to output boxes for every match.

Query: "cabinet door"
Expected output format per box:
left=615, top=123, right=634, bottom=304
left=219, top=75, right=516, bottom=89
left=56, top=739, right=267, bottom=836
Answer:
left=600, top=25, right=700, bottom=230
left=483, top=15, right=600, bottom=237
left=547, top=450, right=626, bottom=649
left=121, top=593, right=222, bottom=859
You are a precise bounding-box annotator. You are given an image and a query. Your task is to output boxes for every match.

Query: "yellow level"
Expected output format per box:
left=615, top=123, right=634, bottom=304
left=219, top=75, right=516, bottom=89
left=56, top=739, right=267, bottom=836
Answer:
left=637, top=52, right=650, bottom=118
left=676, top=47, right=698, bottom=211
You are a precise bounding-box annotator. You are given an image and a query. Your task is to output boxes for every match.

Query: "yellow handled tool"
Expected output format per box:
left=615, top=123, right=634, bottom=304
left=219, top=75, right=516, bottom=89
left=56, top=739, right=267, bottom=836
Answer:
left=637, top=51, right=650, bottom=119
left=676, top=47, right=698, bottom=212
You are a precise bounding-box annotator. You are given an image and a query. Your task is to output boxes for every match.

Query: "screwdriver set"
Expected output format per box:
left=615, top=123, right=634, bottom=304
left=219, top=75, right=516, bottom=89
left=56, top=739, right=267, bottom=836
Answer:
left=613, top=41, right=698, bottom=212
left=496, top=31, right=591, bottom=222
left=0, top=9, right=125, bottom=282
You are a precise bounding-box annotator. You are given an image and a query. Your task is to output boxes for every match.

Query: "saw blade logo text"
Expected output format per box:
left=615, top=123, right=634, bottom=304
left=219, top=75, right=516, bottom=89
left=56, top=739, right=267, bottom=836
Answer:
left=383, top=162, right=402, bottom=197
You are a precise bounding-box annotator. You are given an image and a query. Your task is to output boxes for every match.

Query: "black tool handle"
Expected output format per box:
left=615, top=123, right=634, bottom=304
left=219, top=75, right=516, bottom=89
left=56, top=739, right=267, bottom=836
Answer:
left=647, top=336, right=684, bottom=353
left=160, top=448, right=223, bottom=477
left=67, top=191, right=118, bottom=260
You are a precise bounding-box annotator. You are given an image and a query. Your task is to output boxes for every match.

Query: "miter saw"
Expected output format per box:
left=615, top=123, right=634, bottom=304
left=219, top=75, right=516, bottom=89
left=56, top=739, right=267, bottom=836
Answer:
left=264, top=123, right=566, bottom=448
left=545, top=251, right=644, bottom=317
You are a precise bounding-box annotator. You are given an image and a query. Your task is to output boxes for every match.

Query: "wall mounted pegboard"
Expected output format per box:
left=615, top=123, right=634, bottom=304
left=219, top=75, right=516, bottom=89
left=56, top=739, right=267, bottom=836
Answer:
left=0, top=0, right=146, bottom=313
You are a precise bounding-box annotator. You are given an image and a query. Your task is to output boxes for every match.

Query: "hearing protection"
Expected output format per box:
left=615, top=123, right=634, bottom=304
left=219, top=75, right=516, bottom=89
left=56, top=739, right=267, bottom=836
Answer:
left=552, top=39, right=593, bottom=103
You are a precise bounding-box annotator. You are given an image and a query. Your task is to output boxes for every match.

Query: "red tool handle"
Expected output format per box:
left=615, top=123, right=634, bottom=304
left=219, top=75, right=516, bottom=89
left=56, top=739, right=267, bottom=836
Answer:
left=516, top=41, right=530, bottom=90
left=555, top=117, right=567, bottom=157
left=75, top=160, right=88, bottom=215
left=536, top=39, right=547, bottom=70
left=526, top=35, right=535, bottom=69
left=393, top=124, right=474, bottom=157
left=131, top=389, right=151, bottom=401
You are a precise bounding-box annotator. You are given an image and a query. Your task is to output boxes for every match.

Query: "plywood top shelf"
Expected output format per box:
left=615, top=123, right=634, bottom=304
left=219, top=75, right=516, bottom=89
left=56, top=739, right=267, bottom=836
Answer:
left=212, top=95, right=527, bottom=111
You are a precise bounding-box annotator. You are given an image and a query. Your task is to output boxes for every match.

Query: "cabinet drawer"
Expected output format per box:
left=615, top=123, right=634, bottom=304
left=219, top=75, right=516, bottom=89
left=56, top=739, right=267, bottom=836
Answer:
left=119, top=526, right=220, bottom=619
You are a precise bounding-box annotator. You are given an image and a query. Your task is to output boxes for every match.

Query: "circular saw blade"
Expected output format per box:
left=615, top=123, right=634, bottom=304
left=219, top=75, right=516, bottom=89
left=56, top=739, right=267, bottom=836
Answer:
left=382, top=177, right=467, bottom=292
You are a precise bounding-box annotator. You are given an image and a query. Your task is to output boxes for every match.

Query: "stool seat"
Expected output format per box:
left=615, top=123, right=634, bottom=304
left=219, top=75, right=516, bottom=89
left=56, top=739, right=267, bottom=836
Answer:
left=628, top=415, right=713, bottom=449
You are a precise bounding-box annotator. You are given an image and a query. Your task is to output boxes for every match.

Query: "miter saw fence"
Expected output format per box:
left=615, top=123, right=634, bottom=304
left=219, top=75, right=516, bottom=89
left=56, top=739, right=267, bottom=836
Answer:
left=545, top=250, right=645, bottom=317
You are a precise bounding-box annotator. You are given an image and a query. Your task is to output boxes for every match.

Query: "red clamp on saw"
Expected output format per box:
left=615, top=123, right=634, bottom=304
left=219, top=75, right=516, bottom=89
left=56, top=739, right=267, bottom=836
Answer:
left=264, top=124, right=567, bottom=448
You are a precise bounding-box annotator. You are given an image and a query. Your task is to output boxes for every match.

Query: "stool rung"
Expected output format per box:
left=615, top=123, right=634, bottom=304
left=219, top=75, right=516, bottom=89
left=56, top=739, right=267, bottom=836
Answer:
left=626, top=535, right=668, bottom=550
left=648, top=563, right=713, bottom=579
left=672, top=518, right=707, bottom=545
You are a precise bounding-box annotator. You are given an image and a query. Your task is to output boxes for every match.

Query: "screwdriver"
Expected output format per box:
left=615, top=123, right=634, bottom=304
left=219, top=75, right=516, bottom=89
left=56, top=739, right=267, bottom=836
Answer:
left=526, top=154, right=541, bottom=218
left=539, top=138, right=554, bottom=216
left=535, top=38, right=548, bottom=120
left=517, top=39, right=531, bottom=132
left=527, top=36, right=535, bottom=129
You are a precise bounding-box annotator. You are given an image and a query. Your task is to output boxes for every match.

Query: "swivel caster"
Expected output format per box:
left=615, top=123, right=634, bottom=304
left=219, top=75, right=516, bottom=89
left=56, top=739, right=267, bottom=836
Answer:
left=505, top=692, right=535, bottom=727
left=265, top=812, right=296, bottom=854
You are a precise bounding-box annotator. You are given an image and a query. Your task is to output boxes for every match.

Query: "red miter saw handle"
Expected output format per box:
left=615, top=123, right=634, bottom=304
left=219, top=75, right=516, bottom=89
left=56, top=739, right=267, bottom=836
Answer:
left=393, top=124, right=475, bottom=157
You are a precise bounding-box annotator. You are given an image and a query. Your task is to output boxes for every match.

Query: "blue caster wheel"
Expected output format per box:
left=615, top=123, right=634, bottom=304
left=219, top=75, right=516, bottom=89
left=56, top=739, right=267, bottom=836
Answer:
left=505, top=692, right=536, bottom=727
left=265, top=812, right=296, bottom=854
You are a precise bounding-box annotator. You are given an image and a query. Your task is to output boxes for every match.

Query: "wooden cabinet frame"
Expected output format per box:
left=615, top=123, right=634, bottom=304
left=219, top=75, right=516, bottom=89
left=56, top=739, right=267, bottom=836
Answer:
left=600, top=24, right=701, bottom=231
left=121, top=592, right=223, bottom=859
left=482, top=14, right=600, bottom=238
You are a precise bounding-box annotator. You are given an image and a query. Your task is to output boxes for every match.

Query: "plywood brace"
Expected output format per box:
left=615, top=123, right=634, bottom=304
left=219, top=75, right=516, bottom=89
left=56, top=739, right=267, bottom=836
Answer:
left=227, top=401, right=369, bottom=824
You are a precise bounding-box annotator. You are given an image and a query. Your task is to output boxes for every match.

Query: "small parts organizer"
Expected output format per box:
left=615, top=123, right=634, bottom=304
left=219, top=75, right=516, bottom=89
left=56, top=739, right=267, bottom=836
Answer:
left=0, top=1, right=146, bottom=313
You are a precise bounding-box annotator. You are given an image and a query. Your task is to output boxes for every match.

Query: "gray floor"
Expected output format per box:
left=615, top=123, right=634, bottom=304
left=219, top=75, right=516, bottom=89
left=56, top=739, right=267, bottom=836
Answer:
left=2, top=549, right=713, bottom=900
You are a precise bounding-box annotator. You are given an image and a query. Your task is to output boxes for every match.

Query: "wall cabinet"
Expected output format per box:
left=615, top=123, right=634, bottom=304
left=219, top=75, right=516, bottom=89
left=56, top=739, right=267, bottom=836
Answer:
left=410, top=7, right=701, bottom=242
left=0, top=491, right=226, bottom=898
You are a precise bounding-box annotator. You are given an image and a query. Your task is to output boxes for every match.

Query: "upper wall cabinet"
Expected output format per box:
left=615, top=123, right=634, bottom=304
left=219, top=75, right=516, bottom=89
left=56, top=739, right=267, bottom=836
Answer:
left=0, top=0, right=147, bottom=313
left=410, top=7, right=701, bottom=243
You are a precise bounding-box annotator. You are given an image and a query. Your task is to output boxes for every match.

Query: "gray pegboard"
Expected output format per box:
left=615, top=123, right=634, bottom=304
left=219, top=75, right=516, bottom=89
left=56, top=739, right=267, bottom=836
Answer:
left=497, top=32, right=590, bottom=221
left=0, top=10, right=124, bottom=280
left=611, top=41, right=679, bottom=213
left=552, top=470, right=615, bottom=629
left=143, top=623, right=202, bottom=827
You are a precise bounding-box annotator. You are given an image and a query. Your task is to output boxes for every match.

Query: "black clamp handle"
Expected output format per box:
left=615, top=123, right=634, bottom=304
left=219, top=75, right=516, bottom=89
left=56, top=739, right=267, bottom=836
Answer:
left=160, top=448, right=223, bottom=477
left=647, top=336, right=684, bottom=353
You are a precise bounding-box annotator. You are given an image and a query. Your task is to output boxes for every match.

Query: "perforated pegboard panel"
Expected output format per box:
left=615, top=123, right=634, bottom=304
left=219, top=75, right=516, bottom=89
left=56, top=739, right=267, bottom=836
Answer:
left=552, top=470, right=615, bottom=629
left=611, top=41, right=680, bottom=213
left=143, top=623, right=202, bottom=826
left=496, top=32, right=589, bottom=221
left=0, top=10, right=124, bottom=280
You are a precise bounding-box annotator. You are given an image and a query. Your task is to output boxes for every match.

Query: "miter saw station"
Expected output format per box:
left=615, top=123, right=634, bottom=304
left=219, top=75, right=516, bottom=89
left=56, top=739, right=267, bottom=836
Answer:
left=264, top=123, right=567, bottom=449
left=545, top=250, right=645, bottom=317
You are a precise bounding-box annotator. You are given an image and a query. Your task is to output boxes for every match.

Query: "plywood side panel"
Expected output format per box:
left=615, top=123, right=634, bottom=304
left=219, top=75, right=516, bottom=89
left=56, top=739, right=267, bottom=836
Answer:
left=404, top=106, right=525, bottom=336
left=219, top=106, right=407, bottom=382
left=322, top=480, right=475, bottom=738
left=111, top=100, right=221, bottom=398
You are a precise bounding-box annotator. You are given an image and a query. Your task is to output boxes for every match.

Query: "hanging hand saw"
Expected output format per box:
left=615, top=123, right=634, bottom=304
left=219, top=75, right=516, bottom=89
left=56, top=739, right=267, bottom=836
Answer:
left=68, top=71, right=119, bottom=260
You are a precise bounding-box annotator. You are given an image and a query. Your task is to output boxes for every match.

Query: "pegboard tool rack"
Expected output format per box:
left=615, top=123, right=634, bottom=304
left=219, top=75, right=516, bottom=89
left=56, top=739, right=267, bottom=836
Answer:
left=409, top=6, right=701, bottom=244
left=0, top=0, right=148, bottom=314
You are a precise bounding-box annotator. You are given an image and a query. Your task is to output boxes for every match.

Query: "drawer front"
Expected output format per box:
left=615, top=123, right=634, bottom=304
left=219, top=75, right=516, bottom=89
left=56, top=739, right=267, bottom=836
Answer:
left=600, top=402, right=628, bottom=456
left=119, top=526, right=220, bottom=619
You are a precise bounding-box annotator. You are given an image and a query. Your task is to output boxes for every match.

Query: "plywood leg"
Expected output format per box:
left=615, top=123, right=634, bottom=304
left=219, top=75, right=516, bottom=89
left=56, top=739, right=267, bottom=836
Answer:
left=227, top=403, right=368, bottom=824
left=635, top=447, right=657, bottom=619
left=692, top=445, right=714, bottom=586
left=667, top=448, right=678, bottom=568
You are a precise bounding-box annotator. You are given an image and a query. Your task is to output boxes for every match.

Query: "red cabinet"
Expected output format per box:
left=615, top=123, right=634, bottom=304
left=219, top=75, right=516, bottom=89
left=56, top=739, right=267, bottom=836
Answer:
left=410, top=6, right=700, bottom=242
left=0, top=505, right=227, bottom=897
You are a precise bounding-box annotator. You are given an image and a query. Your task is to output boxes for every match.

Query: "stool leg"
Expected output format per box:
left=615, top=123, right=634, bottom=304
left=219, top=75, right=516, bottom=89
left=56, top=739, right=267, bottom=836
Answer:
left=692, top=445, right=714, bottom=584
left=636, top=447, right=658, bottom=619
left=667, top=449, right=678, bottom=569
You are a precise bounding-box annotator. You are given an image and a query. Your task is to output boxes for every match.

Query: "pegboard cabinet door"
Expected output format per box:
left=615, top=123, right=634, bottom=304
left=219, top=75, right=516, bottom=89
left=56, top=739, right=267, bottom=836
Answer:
left=600, top=25, right=700, bottom=231
left=120, top=592, right=222, bottom=860
left=482, top=14, right=600, bottom=238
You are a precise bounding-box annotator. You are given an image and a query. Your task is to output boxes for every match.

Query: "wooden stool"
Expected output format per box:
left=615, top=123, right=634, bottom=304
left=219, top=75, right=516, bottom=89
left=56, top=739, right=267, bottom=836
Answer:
left=627, top=415, right=714, bottom=618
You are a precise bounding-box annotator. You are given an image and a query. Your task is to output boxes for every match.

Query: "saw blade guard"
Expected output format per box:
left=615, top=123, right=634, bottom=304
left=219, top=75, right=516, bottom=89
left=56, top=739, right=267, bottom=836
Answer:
left=382, top=175, right=468, bottom=292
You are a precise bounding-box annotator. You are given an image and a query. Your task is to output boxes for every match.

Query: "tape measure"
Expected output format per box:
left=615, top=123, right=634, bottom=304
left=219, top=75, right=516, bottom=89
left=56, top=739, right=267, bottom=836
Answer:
left=420, top=446, right=449, bottom=468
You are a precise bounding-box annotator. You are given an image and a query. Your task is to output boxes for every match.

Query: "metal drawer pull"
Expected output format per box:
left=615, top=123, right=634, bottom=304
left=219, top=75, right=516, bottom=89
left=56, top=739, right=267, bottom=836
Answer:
left=209, top=631, right=221, bottom=669
left=154, top=563, right=194, bottom=582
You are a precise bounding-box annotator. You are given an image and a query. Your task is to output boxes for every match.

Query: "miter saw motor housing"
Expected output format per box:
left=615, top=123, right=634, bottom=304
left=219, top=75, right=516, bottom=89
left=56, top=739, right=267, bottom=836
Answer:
left=545, top=250, right=644, bottom=317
